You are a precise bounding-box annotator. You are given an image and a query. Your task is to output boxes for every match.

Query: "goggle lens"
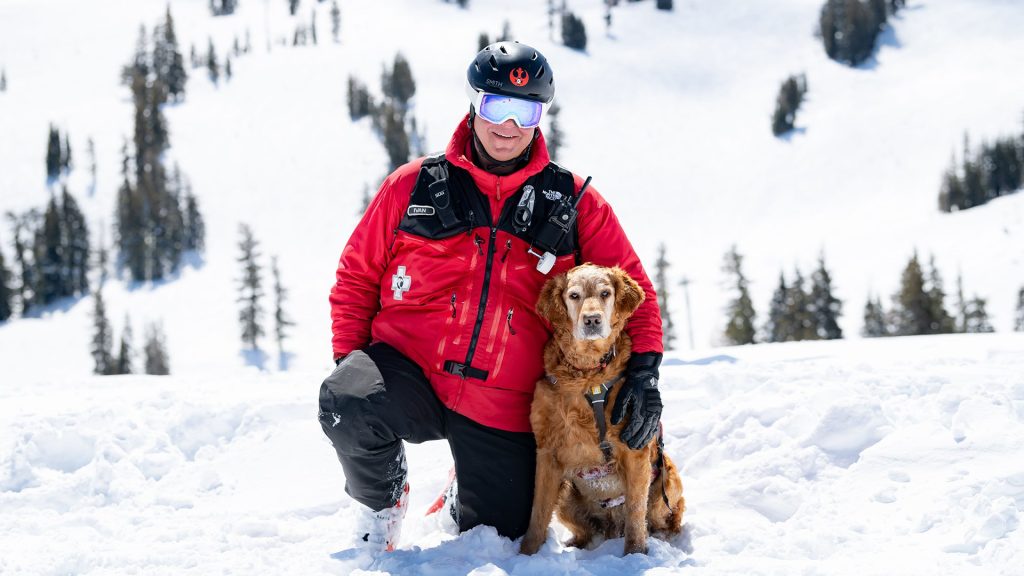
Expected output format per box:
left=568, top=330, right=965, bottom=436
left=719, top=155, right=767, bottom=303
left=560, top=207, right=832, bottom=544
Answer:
left=477, top=93, right=544, bottom=129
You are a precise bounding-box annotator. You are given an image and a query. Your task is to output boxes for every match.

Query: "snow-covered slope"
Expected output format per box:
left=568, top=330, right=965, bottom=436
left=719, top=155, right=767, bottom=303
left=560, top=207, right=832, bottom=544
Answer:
left=2, top=334, right=1022, bottom=574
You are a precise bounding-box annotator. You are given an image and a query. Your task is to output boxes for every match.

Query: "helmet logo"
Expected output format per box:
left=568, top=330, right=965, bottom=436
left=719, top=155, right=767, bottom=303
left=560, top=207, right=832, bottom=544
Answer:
left=509, top=67, right=530, bottom=87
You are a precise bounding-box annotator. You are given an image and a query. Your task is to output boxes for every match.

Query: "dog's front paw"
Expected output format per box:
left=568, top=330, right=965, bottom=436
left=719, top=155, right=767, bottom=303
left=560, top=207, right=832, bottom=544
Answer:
left=519, top=533, right=545, bottom=555
left=623, top=537, right=648, bottom=556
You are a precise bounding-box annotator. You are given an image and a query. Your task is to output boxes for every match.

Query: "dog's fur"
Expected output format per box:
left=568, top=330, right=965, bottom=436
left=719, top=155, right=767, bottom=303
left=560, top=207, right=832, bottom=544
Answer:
left=520, top=264, right=684, bottom=556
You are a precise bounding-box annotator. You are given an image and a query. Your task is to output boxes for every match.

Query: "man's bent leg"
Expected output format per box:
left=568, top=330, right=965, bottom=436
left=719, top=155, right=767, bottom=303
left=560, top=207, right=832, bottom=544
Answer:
left=446, top=409, right=536, bottom=539
left=318, top=342, right=445, bottom=510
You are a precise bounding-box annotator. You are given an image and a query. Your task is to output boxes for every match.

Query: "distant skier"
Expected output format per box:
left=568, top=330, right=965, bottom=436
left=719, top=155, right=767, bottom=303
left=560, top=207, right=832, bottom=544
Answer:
left=319, top=41, right=664, bottom=551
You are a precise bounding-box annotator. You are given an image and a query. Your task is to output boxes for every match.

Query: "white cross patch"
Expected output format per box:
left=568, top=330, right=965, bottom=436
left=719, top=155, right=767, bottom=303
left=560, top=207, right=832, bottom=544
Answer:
left=391, top=266, right=412, bottom=300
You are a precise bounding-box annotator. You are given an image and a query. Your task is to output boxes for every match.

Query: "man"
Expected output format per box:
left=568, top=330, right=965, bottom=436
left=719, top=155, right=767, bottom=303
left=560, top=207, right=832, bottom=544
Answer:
left=319, top=41, right=664, bottom=551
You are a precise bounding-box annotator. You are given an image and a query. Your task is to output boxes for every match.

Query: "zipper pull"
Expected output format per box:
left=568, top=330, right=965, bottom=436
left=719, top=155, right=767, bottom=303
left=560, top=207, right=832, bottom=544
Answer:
left=506, top=307, right=516, bottom=335
left=500, top=239, right=512, bottom=263
left=474, top=234, right=484, bottom=255
left=450, top=292, right=457, bottom=317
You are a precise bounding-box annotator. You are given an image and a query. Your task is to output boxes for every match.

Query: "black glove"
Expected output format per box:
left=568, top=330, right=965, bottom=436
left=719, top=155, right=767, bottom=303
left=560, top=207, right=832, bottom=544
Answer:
left=610, top=351, right=663, bottom=450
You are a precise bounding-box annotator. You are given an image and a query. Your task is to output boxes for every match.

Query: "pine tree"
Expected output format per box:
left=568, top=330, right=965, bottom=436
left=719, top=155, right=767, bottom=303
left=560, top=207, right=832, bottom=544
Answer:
left=60, top=186, right=90, bottom=296
left=926, top=256, right=956, bottom=334
left=498, top=20, right=512, bottom=42
left=547, top=102, right=564, bottom=162
left=183, top=180, right=206, bottom=253
left=765, top=272, right=791, bottom=343
left=722, top=245, right=756, bottom=345
left=116, top=315, right=134, bottom=375
left=772, top=74, right=807, bottom=136
left=810, top=253, right=842, bottom=339
left=35, top=194, right=64, bottom=306
left=61, top=131, right=73, bottom=173
left=892, top=251, right=930, bottom=336
left=91, top=289, right=115, bottom=375
left=289, top=0, right=300, bottom=16
left=820, top=0, right=881, bottom=66
left=862, top=294, right=888, bottom=337
left=0, top=242, right=12, bottom=322
left=654, top=243, right=676, bottom=351
left=160, top=6, right=188, bottom=101
left=271, top=256, right=295, bottom=357
left=1015, top=287, right=1024, bottom=332
left=310, top=10, right=318, bottom=45
left=144, top=321, right=171, bottom=375
left=237, top=223, right=265, bottom=350
left=7, top=211, right=38, bottom=312
left=225, top=55, right=233, bottom=81
left=561, top=11, right=587, bottom=51
left=548, top=0, right=556, bottom=41
left=210, top=0, right=237, bottom=16
left=115, top=139, right=145, bottom=281
left=206, top=38, right=220, bottom=85
left=0, top=68, right=6, bottom=92
left=96, top=225, right=109, bottom=288
left=382, top=104, right=410, bottom=171
left=656, top=0, right=673, bottom=10
left=46, top=125, right=62, bottom=181
left=330, top=1, right=341, bottom=43
left=87, top=137, right=97, bottom=191
left=478, top=32, right=490, bottom=52
left=347, top=76, right=373, bottom=120
left=786, top=267, right=817, bottom=341
left=937, top=155, right=964, bottom=212
left=962, top=296, right=994, bottom=333
left=386, top=53, right=416, bottom=107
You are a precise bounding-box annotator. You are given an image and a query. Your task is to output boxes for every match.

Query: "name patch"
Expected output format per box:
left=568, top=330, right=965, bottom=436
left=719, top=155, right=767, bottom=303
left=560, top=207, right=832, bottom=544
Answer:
left=407, top=205, right=436, bottom=217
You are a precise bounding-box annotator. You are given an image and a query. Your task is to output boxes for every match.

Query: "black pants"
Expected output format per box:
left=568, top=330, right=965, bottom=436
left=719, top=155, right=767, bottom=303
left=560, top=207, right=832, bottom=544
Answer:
left=318, top=342, right=536, bottom=540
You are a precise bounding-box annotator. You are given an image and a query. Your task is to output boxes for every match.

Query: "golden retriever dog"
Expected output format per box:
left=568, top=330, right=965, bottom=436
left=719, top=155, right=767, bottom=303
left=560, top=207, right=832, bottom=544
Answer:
left=520, top=264, right=684, bottom=556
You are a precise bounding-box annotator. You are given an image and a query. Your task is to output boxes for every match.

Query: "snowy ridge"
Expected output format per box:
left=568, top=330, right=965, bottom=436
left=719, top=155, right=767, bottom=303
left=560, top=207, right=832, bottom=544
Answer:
left=2, top=334, right=1022, bottom=574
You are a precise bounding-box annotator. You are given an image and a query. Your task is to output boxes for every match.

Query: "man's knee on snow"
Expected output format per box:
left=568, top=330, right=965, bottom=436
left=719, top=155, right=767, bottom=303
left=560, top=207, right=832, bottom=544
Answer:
left=318, top=350, right=386, bottom=433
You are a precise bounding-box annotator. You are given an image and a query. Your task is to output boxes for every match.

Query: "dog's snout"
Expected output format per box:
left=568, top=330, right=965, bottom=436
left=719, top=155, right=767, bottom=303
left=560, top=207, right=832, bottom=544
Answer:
left=583, top=313, right=602, bottom=327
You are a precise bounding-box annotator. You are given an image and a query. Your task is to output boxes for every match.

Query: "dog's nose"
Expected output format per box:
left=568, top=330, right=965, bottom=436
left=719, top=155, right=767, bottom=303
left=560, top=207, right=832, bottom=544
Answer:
left=583, top=313, right=602, bottom=327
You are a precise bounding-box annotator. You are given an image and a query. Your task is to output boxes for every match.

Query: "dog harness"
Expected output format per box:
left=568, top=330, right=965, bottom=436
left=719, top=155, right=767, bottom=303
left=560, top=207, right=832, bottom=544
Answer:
left=547, top=358, right=676, bottom=513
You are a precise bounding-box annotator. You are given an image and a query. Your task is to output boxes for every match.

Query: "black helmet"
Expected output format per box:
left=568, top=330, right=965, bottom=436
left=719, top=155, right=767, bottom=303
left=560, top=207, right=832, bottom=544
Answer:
left=467, top=41, right=554, bottom=104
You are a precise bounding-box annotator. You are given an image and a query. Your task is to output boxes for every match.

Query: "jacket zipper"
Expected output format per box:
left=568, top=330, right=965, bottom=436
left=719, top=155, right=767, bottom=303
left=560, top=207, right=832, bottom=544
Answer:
left=500, top=239, right=512, bottom=263
left=450, top=292, right=457, bottom=317
left=464, top=225, right=498, bottom=369
left=506, top=307, right=516, bottom=335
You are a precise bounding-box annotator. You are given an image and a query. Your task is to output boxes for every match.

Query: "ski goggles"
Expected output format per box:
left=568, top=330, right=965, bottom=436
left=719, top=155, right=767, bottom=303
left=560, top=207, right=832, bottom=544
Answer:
left=467, top=85, right=548, bottom=129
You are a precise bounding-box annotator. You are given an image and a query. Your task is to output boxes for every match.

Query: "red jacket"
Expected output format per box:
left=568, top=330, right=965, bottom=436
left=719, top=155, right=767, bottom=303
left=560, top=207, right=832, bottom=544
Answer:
left=330, top=116, right=662, bottom=432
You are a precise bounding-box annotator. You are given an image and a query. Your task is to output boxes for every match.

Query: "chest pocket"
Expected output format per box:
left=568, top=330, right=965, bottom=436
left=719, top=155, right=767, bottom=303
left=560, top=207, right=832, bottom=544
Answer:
left=399, top=156, right=487, bottom=240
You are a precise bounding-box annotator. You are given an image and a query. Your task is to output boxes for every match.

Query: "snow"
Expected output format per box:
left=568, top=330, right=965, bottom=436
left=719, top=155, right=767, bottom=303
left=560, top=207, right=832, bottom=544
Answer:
left=2, top=0, right=1024, bottom=573
left=2, top=334, right=1023, bottom=574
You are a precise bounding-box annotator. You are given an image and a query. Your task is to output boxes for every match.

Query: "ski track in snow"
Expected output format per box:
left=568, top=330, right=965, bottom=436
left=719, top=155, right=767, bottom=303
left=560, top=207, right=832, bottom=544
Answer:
left=1, top=335, right=1022, bottom=575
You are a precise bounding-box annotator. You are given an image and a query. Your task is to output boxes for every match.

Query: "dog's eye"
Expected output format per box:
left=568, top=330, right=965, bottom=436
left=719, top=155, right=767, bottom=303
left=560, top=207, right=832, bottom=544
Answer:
left=600, top=290, right=611, bottom=299
left=568, top=292, right=580, bottom=300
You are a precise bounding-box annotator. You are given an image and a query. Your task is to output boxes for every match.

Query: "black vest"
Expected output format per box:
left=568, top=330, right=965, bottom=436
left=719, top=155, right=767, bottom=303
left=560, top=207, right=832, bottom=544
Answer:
left=399, top=154, right=581, bottom=260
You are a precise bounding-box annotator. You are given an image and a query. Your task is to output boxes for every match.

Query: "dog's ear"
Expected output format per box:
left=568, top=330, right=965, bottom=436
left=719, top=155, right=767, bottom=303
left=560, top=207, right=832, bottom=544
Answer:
left=536, top=273, right=570, bottom=327
left=612, top=267, right=645, bottom=318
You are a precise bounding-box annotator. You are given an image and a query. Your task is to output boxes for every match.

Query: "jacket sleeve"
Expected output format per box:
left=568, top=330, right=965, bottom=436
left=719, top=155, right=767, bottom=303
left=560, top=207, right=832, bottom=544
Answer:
left=573, top=175, right=664, bottom=354
left=329, top=166, right=417, bottom=359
